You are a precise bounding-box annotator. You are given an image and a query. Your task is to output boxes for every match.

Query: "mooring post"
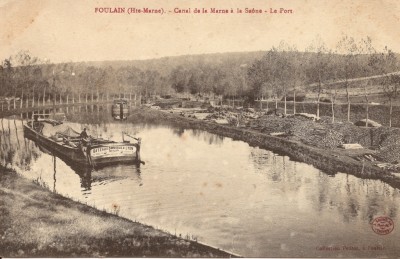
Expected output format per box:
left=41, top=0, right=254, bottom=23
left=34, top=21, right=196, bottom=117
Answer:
left=135, top=138, right=142, bottom=164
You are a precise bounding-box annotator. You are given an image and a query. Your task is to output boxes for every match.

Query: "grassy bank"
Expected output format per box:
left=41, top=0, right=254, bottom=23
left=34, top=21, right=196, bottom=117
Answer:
left=0, top=167, right=236, bottom=257
left=129, top=107, right=400, bottom=189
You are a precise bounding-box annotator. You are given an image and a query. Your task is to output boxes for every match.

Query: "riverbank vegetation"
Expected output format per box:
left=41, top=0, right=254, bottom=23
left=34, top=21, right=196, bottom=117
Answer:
left=0, top=166, right=235, bottom=257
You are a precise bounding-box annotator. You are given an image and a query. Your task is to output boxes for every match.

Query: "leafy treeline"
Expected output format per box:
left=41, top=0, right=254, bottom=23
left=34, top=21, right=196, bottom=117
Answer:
left=0, top=36, right=399, bottom=114
left=0, top=51, right=266, bottom=102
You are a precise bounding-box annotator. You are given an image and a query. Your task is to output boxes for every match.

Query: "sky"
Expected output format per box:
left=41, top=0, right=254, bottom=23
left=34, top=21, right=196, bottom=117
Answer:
left=0, top=0, right=399, bottom=63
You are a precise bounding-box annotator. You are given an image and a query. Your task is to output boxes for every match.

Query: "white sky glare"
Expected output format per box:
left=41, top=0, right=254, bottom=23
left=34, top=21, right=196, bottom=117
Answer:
left=1, top=0, right=399, bottom=63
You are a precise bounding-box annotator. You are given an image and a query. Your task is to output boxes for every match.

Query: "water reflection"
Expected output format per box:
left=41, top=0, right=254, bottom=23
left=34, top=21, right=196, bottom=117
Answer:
left=2, top=106, right=400, bottom=257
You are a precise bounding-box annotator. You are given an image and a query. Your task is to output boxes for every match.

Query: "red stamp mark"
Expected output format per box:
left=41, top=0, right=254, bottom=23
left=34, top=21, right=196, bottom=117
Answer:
left=371, top=216, right=394, bottom=235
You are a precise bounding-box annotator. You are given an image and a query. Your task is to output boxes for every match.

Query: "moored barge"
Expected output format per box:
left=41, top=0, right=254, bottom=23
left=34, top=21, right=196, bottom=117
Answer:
left=23, top=119, right=142, bottom=167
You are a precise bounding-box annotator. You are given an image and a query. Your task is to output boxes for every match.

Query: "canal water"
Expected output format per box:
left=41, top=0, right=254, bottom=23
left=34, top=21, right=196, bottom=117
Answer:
left=1, top=105, right=400, bottom=257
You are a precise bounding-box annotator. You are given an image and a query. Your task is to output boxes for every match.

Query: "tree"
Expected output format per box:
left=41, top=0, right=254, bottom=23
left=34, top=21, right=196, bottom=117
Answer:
left=288, top=47, right=308, bottom=114
left=336, top=35, right=360, bottom=122
left=80, top=66, right=106, bottom=101
left=359, top=37, right=376, bottom=127
left=13, top=51, right=40, bottom=107
left=306, top=36, right=333, bottom=118
left=275, top=46, right=293, bottom=115
left=384, top=75, right=400, bottom=127
left=247, top=59, right=266, bottom=109
left=1, top=59, right=13, bottom=97
left=370, top=46, right=398, bottom=127
left=170, top=66, right=190, bottom=94
left=329, top=85, right=338, bottom=123
left=247, top=47, right=282, bottom=110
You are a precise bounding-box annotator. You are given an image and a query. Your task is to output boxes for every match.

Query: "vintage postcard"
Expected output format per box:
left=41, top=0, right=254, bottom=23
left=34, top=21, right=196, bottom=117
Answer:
left=1, top=0, right=400, bottom=257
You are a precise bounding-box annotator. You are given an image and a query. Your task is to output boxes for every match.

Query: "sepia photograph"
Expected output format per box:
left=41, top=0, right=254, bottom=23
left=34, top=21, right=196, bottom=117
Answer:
left=1, top=0, right=400, bottom=257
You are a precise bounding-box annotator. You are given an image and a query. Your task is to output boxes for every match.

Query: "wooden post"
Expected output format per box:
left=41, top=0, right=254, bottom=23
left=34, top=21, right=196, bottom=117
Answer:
left=135, top=138, right=142, bottom=164
left=32, top=95, right=35, bottom=107
left=284, top=95, right=287, bottom=115
left=43, top=88, right=46, bottom=107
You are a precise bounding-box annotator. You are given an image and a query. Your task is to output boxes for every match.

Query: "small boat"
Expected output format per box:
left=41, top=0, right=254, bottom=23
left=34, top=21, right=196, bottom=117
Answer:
left=112, top=99, right=129, bottom=120
left=24, top=119, right=142, bottom=167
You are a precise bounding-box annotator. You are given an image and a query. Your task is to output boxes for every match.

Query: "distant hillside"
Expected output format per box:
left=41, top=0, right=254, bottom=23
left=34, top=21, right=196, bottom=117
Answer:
left=2, top=50, right=399, bottom=103
left=77, top=51, right=267, bottom=76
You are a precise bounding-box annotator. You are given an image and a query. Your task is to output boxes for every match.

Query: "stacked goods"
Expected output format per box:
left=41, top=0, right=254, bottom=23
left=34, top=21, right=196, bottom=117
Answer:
left=376, top=128, right=400, bottom=163
left=368, top=127, right=395, bottom=147
left=238, top=111, right=400, bottom=164
left=354, top=119, right=382, bottom=128
left=294, top=113, right=320, bottom=121
left=317, top=116, right=336, bottom=124
left=204, top=107, right=261, bottom=126
left=204, top=110, right=237, bottom=125
left=340, top=143, right=363, bottom=149
left=321, top=130, right=344, bottom=148
left=290, top=120, right=344, bottom=148
left=250, top=115, right=288, bottom=132
left=152, top=99, right=181, bottom=109
left=250, top=115, right=375, bottom=149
